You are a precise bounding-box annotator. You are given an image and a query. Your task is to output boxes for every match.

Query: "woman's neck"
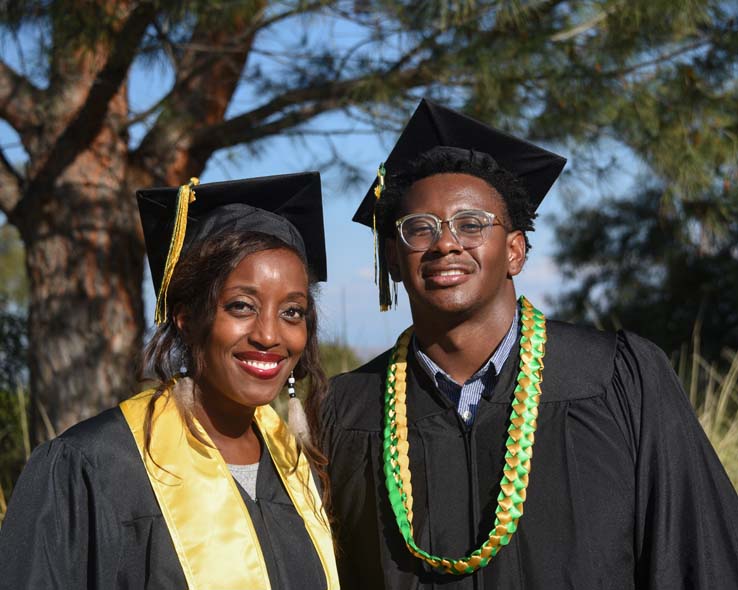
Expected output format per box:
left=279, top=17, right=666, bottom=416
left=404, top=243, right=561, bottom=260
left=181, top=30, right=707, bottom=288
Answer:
left=193, top=383, right=261, bottom=465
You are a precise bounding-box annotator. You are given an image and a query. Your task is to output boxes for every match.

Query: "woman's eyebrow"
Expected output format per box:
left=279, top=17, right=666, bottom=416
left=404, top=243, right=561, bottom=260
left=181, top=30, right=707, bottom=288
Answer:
left=221, top=285, right=258, bottom=295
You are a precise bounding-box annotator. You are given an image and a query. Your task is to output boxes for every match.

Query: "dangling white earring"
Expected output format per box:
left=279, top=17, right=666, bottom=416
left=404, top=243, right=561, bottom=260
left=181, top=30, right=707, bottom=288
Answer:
left=177, top=339, right=190, bottom=376
left=287, top=370, right=310, bottom=444
left=287, top=372, right=296, bottom=397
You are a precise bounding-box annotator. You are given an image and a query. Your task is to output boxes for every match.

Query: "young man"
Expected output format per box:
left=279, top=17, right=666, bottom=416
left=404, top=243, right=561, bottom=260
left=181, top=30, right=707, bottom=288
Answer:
left=322, top=99, right=738, bottom=589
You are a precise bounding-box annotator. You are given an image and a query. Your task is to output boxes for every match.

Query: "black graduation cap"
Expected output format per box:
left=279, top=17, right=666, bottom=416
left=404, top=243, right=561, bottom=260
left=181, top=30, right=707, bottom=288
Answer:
left=353, top=98, right=567, bottom=227
left=137, top=173, right=326, bottom=324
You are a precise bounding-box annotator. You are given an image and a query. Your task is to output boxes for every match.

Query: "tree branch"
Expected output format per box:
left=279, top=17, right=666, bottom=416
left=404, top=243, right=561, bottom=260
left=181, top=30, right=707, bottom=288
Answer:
left=246, top=0, right=327, bottom=35
left=128, top=0, right=570, bottom=183
left=605, top=38, right=711, bottom=80
left=25, top=2, right=156, bottom=193
left=550, top=10, right=610, bottom=42
left=0, top=60, right=43, bottom=135
left=130, top=2, right=267, bottom=183
left=190, top=60, right=436, bottom=156
left=0, top=148, right=23, bottom=219
left=144, top=1, right=325, bottom=71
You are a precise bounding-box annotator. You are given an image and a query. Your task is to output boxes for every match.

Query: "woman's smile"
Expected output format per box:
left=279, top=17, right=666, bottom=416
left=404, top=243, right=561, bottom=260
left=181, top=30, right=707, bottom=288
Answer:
left=233, top=351, right=286, bottom=379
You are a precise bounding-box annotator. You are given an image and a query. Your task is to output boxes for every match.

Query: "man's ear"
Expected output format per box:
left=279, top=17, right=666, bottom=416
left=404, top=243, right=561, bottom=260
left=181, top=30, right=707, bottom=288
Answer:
left=506, top=230, right=527, bottom=277
left=384, top=237, right=403, bottom=282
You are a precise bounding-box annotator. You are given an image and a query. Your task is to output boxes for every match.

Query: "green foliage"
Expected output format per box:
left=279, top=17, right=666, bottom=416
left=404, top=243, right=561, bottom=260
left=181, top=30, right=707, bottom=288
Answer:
left=0, top=387, right=30, bottom=526
left=317, top=340, right=362, bottom=378
left=547, top=3, right=737, bottom=364
left=0, top=223, right=27, bottom=306
left=551, top=185, right=738, bottom=360
left=0, top=304, right=27, bottom=393
left=530, top=2, right=737, bottom=198
left=0, top=223, right=28, bottom=394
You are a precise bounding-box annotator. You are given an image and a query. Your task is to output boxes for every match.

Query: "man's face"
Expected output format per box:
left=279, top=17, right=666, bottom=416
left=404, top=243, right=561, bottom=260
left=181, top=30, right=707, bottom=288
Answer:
left=386, top=172, right=526, bottom=320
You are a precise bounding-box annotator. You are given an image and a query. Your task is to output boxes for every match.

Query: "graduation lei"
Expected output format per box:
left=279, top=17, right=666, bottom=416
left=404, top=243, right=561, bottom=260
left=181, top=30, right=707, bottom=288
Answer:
left=382, top=296, right=546, bottom=575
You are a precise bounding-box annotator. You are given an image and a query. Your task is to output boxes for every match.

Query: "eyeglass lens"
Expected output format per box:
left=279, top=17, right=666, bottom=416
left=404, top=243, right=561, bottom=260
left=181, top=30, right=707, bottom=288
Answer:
left=400, top=211, right=493, bottom=250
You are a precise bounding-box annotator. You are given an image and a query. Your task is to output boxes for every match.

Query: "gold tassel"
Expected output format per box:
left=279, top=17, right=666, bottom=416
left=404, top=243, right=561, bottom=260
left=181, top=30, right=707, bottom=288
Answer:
left=154, top=177, right=199, bottom=325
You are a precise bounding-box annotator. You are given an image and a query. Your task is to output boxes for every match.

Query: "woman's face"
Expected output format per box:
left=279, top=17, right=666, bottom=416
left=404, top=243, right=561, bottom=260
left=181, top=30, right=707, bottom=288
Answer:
left=195, top=247, right=309, bottom=411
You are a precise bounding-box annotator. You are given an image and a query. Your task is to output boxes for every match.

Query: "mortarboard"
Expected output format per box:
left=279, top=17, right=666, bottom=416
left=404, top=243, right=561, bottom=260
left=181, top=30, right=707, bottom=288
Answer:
left=353, top=98, right=566, bottom=310
left=353, top=98, right=566, bottom=227
left=137, top=173, right=326, bottom=324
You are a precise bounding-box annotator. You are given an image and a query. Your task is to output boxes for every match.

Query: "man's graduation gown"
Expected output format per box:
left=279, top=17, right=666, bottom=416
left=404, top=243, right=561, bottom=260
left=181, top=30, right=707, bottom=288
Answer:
left=322, top=321, right=738, bottom=589
left=0, top=397, right=335, bottom=589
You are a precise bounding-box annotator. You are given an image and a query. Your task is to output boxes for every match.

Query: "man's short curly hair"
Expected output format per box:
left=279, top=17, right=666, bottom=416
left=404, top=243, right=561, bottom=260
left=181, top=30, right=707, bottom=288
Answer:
left=375, top=147, right=537, bottom=252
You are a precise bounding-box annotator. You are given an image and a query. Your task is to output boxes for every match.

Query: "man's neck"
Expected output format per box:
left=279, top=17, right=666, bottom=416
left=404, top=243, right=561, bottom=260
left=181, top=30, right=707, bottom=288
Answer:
left=412, top=295, right=517, bottom=384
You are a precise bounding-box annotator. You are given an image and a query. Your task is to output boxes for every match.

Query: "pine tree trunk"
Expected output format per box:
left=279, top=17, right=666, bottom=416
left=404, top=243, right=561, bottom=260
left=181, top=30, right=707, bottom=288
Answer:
left=22, top=102, right=145, bottom=439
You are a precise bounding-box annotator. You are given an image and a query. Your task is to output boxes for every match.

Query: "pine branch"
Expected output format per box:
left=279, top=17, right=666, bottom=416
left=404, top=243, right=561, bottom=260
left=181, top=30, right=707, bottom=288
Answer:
left=605, top=38, right=712, bottom=80
left=247, top=0, right=327, bottom=34
left=550, top=10, right=610, bottom=42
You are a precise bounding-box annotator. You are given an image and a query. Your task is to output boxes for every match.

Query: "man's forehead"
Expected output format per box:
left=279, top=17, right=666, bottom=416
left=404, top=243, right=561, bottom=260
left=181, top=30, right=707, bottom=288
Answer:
left=399, top=172, right=507, bottom=216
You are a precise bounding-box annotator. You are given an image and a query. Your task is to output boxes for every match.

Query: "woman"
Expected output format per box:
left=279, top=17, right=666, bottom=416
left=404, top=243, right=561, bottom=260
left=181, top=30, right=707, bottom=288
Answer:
left=0, top=174, right=339, bottom=589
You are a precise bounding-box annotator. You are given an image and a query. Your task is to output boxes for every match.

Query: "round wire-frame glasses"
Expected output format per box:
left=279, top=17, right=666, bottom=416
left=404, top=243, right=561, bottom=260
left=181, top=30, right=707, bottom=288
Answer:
left=395, top=209, right=503, bottom=251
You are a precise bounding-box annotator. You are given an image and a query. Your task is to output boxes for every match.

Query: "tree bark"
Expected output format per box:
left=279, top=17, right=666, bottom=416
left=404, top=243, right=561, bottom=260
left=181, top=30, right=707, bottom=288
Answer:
left=21, top=89, right=145, bottom=437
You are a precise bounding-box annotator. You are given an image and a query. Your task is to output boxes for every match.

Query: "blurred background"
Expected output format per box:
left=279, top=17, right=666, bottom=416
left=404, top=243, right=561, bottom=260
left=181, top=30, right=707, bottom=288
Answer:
left=1, top=1, right=737, bottom=518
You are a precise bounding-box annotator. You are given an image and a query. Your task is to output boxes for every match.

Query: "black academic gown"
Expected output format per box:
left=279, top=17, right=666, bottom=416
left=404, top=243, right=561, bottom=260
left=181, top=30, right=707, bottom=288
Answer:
left=322, top=321, right=738, bottom=590
left=0, top=407, right=326, bottom=590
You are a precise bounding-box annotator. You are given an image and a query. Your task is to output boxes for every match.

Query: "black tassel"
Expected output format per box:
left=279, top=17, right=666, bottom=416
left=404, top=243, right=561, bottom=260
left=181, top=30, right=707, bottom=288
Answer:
left=377, top=237, right=394, bottom=311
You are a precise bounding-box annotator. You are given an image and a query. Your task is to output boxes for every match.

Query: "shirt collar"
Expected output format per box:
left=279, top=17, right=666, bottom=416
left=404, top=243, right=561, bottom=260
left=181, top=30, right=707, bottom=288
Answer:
left=412, top=307, right=519, bottom=388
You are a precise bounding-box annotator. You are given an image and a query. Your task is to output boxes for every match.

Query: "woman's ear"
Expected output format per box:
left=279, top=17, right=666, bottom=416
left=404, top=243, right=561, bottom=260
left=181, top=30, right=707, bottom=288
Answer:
left=173, top=306, right=190, bottom=341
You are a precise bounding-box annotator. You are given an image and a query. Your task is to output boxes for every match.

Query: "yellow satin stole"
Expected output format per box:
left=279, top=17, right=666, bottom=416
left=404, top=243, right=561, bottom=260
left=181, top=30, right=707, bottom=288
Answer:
left=120, top=388, right=339, bottom=590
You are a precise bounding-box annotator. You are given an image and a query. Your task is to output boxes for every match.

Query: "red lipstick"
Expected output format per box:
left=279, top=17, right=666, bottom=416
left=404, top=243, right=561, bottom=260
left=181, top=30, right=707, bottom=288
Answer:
left=233, top=351, right=285, bottom=379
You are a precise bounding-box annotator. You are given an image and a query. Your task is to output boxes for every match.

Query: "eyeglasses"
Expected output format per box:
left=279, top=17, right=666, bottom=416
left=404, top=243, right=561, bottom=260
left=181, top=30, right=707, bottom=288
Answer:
left=395, top=209, right=504, bottom=252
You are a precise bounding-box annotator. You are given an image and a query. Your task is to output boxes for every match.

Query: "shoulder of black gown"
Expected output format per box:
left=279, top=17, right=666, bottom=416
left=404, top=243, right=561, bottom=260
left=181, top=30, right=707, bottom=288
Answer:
left=0, top=408, right=132, bottom=588
left=57, top=405, right=136, bottom=453
left=51, top=407, right=160, bottom=518
left=537, top=319, right=617, bottom=402
left=609, top=329, right=738, bottom=588
left=322, top=348, right=391, bottom=435
left=0, top=407, right=174, bottom=589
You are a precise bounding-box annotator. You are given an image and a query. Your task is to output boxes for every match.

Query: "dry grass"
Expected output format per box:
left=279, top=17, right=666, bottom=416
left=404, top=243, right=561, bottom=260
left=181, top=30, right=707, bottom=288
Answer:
left=677, top=329, right=738, bottom=489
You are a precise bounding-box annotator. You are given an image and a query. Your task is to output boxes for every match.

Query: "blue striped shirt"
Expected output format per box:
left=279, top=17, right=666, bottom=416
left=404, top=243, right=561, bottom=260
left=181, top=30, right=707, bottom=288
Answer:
left=413, top=309, right=519, bottom=426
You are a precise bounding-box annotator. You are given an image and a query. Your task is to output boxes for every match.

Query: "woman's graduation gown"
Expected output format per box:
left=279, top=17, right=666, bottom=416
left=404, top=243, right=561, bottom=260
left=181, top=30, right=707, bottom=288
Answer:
left=0, top=390, right=338, bottom=589
left=322, top=321, right=738, bottom=589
